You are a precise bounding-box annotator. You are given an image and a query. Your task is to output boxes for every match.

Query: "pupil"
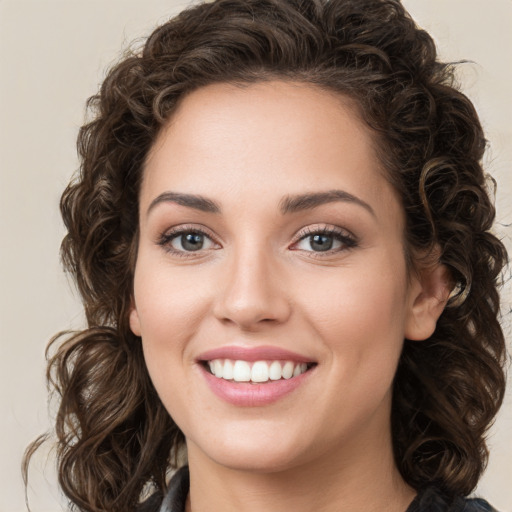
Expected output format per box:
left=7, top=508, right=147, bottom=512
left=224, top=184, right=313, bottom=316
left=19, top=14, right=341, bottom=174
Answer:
left=311, top=234, right=332, bottom=252
left=182, top=233, right=203, bottom=251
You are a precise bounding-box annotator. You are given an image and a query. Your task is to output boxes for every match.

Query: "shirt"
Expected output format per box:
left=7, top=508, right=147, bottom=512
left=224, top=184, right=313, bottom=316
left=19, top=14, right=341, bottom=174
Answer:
left=138, top=466, right=499, bottom=512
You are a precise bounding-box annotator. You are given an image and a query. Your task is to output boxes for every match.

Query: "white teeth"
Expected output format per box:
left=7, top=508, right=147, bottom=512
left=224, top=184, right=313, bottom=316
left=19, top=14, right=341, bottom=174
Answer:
left=207, top=359, right=311, bottom=383
left=232, top=360, right=251, bottom=382
left=251, top=361, right=269, bottom=383
left=223, top=359, right=234, bottom=380
left=293, top=363, right=308, bottom=377
left=269, top=360, right=282, bottom=380
left=282, top=361, right=294, bottom=379
left=213, top=359, right=224, bottom=378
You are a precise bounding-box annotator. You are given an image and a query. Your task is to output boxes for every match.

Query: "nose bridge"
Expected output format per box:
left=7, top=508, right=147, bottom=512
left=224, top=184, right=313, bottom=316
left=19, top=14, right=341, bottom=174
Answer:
left=213, top=235, right=290, bottom=328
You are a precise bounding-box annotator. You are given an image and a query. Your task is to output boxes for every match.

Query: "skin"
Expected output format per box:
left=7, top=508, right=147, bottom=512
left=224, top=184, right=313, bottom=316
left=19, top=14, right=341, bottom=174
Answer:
left=130, top=81, right=450, bottom=512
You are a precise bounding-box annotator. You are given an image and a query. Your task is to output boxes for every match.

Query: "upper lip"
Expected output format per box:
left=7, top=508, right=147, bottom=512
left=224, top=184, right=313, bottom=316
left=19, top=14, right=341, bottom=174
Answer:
left=196, top=345, right=315, bottom=363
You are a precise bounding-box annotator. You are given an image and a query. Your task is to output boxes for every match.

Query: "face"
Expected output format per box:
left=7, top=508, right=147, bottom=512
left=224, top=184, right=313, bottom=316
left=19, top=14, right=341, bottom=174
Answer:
left=130, top=81, right=441, bottom=474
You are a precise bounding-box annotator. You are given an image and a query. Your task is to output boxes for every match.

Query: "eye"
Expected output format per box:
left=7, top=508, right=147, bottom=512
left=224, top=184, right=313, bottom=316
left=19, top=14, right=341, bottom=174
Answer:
left=171, top=232, right=214, bottom=252
left=158, top=226, right=219, bottom=255
left=292, top=226, right=357, bottom=254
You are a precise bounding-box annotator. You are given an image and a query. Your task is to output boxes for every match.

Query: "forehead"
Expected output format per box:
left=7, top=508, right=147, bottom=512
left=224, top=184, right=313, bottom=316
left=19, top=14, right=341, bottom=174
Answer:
left=141, top=81, right=401, bottom=224
left=147, top=81, right=373, bottom=171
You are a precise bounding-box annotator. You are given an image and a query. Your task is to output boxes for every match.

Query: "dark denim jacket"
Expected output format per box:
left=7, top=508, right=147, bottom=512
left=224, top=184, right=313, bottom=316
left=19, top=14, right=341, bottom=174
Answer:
left=139, top=466, right=499, bottom=512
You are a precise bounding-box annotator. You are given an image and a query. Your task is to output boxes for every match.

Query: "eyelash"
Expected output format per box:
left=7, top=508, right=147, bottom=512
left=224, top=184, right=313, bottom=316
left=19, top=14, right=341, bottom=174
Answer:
left=157, top=224, right=218, bottom=258
left=291, top=225, right=358, bottom=258
left=157, top=224, right=358, bottom=258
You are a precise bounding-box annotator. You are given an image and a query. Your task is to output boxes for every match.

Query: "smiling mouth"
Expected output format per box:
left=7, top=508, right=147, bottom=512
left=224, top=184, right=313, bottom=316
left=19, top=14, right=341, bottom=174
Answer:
left=203, top=359, right=316, bottom=383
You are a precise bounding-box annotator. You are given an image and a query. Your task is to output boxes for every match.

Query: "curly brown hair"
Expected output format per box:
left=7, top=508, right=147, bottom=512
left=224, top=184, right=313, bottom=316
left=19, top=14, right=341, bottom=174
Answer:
left=24, top=0, right=508, bottom=510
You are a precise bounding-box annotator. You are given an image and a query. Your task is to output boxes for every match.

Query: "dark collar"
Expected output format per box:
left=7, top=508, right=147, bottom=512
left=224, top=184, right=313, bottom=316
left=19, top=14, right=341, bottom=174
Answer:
left=159, top=466, right=189, bottom=512
left=151, top=466, right=498, bottom=512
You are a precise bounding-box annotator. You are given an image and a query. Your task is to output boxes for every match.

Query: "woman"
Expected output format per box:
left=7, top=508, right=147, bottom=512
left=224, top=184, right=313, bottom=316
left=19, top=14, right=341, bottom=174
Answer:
left=25, top=0, right=507, bottom=511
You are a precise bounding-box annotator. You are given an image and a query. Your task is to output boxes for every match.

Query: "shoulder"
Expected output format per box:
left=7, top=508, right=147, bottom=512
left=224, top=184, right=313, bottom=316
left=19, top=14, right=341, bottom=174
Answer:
left=408, top=487, right=500, bottom=512
left=461, top=497, right=500, bottom=512
left=138, top=466, right=189, bottom=512
left=137, top=491, right=164, bottom=512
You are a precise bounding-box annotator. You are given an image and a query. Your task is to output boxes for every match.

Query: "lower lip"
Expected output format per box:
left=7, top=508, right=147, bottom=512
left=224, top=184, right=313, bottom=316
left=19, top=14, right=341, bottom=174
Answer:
left=200, top=364, right=314, bottom=407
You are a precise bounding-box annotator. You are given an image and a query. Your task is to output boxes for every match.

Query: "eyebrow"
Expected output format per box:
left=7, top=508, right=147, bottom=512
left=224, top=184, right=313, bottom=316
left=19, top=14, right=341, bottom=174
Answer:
left=279, top=190, right=375, bottom=217
left=147, top=189, right=375, bottom=217
left=147, top=192, right=221, bottom=215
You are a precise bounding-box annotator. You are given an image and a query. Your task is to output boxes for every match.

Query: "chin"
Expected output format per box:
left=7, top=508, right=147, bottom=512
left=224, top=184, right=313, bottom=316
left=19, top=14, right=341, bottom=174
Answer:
left=187, top=422, right=315, bottom=474
left=208, top=447, right=306, bottom=474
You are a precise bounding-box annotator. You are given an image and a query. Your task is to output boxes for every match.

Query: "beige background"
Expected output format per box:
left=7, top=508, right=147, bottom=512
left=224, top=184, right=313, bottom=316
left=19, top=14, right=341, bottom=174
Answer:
left=1, top=1, right=511, bottom=511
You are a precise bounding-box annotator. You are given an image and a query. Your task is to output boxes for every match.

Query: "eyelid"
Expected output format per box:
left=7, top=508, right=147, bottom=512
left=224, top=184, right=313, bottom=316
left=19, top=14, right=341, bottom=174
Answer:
left=156, top=223, right=357, bottom=257
left=157, top=224, right=221, bottom=256
left=294, top=223, right=355, bottom=239
left=290, top=224, right=358, bottom=255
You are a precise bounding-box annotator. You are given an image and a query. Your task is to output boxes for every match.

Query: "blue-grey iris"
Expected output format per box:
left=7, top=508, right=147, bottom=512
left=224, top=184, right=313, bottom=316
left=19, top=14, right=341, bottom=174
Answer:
left=182, top=233, right=204, bottom=251
left=310, top=234, right=333, bottom=252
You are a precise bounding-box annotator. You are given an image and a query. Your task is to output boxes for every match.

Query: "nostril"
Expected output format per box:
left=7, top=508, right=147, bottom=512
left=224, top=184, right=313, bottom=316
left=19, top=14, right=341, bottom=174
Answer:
left=212, top=266, right=292, bottom=328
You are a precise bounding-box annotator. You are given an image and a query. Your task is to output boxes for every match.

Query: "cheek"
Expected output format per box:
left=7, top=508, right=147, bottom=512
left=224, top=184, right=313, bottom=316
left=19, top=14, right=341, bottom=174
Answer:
left=133, top=264, right=202, bottom=416
left=300, top=261, right=408, bottom=382
left=306, top=266, right=407, bottom=338
left=133, top=261, right=210, bottom=341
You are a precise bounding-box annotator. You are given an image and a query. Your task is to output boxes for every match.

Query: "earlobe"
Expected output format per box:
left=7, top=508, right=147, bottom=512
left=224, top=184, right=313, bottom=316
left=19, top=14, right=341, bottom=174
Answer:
left=129, top=304, right=142, bottom=337
left=405, top=263, right=452, bottom=341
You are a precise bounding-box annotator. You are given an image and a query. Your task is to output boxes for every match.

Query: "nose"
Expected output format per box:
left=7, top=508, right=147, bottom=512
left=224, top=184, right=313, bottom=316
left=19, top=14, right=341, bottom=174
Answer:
left=212, top=245, right=292, bottom=330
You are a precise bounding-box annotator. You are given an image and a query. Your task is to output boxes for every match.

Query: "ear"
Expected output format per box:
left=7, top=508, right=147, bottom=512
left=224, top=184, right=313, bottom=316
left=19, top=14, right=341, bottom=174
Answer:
left=404, top=261, right=452, bottom=341
left=129, top=300, right=142, bottom=337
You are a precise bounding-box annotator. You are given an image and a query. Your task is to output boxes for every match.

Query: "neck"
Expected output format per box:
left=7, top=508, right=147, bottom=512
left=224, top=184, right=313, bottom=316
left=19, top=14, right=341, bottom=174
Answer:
left=185, top=417, right=416, bottom=512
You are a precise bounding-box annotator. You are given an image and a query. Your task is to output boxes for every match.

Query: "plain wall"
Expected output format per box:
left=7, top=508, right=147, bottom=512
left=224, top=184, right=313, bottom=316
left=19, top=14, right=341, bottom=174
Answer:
left=1, top=1, right=510, bottom=510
